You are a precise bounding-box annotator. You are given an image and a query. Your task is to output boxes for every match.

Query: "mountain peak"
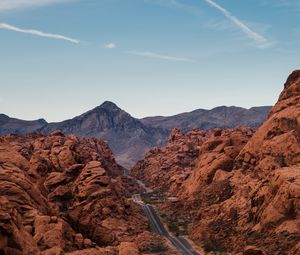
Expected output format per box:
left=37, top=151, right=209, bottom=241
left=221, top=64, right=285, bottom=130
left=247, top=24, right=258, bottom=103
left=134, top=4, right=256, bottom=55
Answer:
left=284, top=70, right=300, bottom=89
left=99, top=101, right=120, bottom=111
left=0, top=114, right=9, bottom=118
left=37, top=118, right=47, bottom=125
left=279, top=70, right=300, bottom=102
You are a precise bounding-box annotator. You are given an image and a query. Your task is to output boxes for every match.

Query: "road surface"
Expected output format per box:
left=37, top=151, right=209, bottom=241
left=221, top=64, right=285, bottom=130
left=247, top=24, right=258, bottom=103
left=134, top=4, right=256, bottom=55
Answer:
left=132, top=194, right=200, bottom=255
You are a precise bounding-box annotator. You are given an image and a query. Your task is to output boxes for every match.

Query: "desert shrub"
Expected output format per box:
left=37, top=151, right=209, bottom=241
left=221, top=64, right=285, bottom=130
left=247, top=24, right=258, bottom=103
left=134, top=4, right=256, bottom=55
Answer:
left=203, top=240, right=226, bottom=253
left=148, top=243, right=167, bottom=252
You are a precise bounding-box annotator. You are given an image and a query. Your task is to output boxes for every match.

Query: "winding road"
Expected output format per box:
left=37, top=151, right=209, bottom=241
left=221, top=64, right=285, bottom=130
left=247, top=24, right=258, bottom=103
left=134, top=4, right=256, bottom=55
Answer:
left=132, top=194, right=200, bottom=255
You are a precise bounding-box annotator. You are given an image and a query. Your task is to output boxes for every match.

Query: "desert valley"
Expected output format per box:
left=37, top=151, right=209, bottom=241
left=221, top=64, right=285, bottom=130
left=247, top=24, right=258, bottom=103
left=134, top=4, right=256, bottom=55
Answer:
left=1, top=0, right=300, bottom=254
left=0, top=70, right=300, bottom=255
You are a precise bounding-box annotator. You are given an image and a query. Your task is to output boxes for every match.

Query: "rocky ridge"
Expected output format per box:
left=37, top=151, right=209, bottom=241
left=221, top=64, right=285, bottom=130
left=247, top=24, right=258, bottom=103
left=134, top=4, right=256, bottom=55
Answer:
left=0, top=131, right=174, bottom=255
left=131, top=70, right=300, bottom=254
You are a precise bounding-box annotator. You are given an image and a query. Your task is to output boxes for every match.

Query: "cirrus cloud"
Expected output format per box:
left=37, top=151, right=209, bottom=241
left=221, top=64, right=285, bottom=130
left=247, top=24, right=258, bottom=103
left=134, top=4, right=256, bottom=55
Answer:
left=0, top=23, right=80, bottom=44
left=129, top=50, right=194, bottom=62
left=104, top=43, right=116, bottom=49
left=204, top=0, right=270, bottom=48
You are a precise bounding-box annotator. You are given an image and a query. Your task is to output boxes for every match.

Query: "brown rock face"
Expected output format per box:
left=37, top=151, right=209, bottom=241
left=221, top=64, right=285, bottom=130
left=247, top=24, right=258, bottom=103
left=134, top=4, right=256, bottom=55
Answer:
left=237, top=71, right=300, bottom=172
left=118, top=242, right=139, bottom=255
left=0, top=133, right=148, bottom=254
left=131, top=128, right=207, bottom=193
left=131, top=71, right=300, bottom=254
left=131, top=127, right=253, bottom=196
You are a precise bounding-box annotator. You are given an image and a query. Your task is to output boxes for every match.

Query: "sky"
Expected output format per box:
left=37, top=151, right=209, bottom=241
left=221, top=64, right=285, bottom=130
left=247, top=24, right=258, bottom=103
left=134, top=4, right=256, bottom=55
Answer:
left=0, top=0, right=300, bottom=122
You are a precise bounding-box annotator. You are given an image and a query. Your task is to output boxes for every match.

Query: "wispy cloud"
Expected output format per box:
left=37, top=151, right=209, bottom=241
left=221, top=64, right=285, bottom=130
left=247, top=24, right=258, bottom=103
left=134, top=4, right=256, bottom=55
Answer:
left=129, top=50, right=194, bottom=62
left=104, top=43, right=116, bottom=49
left=0, top=0, right=73, bottom=11
left=0, top=23, right=80, bottom=44
left=204, top=0, right=270, bottom=48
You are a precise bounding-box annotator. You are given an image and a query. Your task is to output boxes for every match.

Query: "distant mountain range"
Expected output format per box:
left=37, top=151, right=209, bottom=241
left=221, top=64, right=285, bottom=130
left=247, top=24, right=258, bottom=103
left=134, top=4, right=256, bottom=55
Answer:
left=141, top=106, right=271, bottom=131
left=0, top=102, right=271, bottom=168
left=0, top=114, right=47, bottom=135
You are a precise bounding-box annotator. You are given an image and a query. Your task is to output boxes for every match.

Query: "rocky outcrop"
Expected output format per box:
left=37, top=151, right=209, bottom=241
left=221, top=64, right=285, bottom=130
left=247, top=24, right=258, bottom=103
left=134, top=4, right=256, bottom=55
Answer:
left=131, top=128, right=207, bottom=193
left=131, top=71, right=300, bottom=254
left=118, top=242, right=139, bottom=255
left=131, top=127, right=253, bottom=196
left=0, top=132, right=149, bottom=254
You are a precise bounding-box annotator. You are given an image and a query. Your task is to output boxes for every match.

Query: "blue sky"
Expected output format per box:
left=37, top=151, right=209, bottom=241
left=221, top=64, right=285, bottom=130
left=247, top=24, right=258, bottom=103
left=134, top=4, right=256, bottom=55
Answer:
left=0, top=0, right=299, bottom=122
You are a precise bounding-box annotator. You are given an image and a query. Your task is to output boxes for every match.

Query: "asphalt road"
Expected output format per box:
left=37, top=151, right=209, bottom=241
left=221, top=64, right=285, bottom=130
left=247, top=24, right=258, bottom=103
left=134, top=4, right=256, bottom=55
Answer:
left=132, top=194, right=200, bottom=255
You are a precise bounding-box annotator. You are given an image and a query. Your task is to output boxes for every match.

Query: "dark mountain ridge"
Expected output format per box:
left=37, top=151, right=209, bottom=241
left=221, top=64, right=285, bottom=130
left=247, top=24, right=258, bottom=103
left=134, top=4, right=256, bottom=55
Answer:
left=0, top=114, right=47, bottom=135
left=141, top=105, right=271, bottom=132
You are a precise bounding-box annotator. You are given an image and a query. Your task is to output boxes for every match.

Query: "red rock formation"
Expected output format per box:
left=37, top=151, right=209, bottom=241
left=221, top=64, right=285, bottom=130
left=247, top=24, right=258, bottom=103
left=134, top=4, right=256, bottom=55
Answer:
left=131, top=128, right=208, bottom=193
left=118, top=242, right=139, bottom=255
left=0, top=132, right=149, bottom=254
left=131, top=127, right=253, bottom=196
left=131, top=71, right=300, bottom=254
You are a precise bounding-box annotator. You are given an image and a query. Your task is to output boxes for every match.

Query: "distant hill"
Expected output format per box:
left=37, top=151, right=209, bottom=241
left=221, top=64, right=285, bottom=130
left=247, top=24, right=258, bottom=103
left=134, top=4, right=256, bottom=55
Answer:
left=0, top=114, right=47, bottom=135
left=141, top=106, right=271, bottom=132
left=0, top=103, right=271, bottom=168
